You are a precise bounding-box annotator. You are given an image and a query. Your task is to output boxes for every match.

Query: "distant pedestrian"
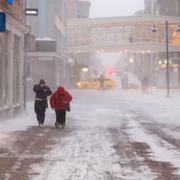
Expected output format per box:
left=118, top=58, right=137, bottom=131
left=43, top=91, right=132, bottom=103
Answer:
left=33, top=79, right=52, bottom=127
left=99, top=74, right=105, bottom=90
left=129, top=34, right=133, bottom=43
left=50, top=86, right=72, bottom=128
left=141, top=76, right=149, bottom=93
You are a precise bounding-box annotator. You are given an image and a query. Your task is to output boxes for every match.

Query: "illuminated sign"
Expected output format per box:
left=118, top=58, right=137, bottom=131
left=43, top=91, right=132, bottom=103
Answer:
left=0, top=12, right=6, bottom=32
left=6, top=0, right=14, bottom=5
left=25, top=8, right=38, bottom=16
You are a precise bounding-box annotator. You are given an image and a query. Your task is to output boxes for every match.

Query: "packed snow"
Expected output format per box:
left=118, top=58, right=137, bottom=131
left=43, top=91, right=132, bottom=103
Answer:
left=0, top=89, right=180, bottom=179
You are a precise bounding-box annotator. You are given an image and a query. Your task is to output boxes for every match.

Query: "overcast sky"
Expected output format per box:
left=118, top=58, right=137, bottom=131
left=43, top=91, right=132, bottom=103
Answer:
left=89, top=0, right=144, bottom=18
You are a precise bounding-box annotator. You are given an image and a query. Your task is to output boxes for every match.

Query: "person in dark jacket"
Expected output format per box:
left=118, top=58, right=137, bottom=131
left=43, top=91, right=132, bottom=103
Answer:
left=50, top=86, right=72, bottom=128
left=99, top=74, right=105, bottom=90
left=33, top=79, right=52, bottom=127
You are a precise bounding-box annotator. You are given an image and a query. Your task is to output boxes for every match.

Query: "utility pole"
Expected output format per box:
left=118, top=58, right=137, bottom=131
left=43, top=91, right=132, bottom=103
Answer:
left=165, top=20, right=170, bottom=97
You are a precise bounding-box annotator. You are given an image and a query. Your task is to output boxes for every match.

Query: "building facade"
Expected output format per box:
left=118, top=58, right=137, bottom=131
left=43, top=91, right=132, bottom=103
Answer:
left=25, top=0, right=78, bottom=100
left=66, top=0, right=78, bottom=19
left=74, top=0, right=91, bottom=81
left=142, top=0, right=180, bottom=88
left=0, top=0, right=26, bottom=119
left=26, top=0, right=67, bottom=50
left=77, top=0, right=91, bottom=18
left=145, top=0, right=180, bottom=16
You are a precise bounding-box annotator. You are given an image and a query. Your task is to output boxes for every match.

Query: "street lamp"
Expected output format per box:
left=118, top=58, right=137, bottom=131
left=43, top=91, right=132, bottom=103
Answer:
left=151, top=21, right=170, bottom=97
left=165, top=20, right=170, bottom=97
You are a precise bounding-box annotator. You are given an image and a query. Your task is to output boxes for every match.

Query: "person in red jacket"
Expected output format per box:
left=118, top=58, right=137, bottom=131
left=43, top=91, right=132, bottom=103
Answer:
left=50, top=86, right=72, bottom=128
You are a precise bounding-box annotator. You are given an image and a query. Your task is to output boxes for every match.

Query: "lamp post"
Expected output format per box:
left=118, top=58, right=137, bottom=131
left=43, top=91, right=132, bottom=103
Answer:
left=165, top=20, right=170, bottom=97
left=152, top=21, right=170, bottom=97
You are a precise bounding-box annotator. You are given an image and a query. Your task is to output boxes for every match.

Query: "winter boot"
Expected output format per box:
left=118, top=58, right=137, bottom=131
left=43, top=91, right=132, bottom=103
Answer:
left=55, top=122, right=59, bottom=129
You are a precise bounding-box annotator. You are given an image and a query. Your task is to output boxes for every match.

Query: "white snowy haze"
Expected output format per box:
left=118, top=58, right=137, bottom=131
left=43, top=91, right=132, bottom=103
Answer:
left=1, top=0, right=180, bottom=179
left=90, top=0, right=144, bottom=17
left=1, top=90, right=180, bottom=179
left=88, top=0, right=144, bottom=82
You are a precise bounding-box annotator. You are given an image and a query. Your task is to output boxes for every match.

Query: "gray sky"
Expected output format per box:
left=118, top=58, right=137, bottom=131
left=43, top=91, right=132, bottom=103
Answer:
left=90, top=0, right=144, bottom=18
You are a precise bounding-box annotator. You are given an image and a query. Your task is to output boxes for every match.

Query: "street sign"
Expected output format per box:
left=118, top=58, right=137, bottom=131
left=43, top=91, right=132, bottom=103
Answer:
left=25, top=8, right=38, bottom=16
left=6, top=0, right=14, bottom=5
left=0, top=12, right=6, bottom=32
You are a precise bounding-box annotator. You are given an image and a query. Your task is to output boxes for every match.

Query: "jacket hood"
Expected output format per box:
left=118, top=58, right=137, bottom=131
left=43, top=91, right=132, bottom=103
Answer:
left=57, top=87, right=65, bottom=95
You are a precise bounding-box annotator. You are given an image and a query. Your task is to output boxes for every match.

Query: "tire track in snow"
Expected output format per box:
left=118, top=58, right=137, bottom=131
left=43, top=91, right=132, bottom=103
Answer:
left=127, top=116, right=180, bottom=179
left=109, top=121, right=156, bottom=180
left=0, top=126, right=61, bottom=180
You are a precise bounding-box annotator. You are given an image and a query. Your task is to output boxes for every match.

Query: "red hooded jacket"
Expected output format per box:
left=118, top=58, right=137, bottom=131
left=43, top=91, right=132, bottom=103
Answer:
left=50, top=87, right=72, bottom=111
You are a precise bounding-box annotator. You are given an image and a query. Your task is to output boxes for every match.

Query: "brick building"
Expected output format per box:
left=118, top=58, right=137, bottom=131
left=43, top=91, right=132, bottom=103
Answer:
left=0, top=0, right=26, bottom=119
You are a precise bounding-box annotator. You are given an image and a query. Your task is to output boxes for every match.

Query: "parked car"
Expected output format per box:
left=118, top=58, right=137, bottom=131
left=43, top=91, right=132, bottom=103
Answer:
left=76, top=78, right=116, bottom=90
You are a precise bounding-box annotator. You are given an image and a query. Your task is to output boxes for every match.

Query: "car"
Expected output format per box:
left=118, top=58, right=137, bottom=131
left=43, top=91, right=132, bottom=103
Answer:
left=76, top=78, right=116, bottom=90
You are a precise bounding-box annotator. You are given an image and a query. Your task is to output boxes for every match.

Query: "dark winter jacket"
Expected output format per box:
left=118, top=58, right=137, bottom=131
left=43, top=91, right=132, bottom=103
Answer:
left=50, top=87, right=72, bottom=111
left=33, top=84, right=52, bottom=100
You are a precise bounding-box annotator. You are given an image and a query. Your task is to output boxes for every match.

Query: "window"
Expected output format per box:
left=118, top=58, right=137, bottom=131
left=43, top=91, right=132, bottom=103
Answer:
left=0, top=32, right=9, bottom=108
left=13, top=35, right=20, bottom=104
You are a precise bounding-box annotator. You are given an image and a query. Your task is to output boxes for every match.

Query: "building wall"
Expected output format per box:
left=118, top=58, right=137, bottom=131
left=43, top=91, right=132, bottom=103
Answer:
left=26, top=0, right=81, bottom=91
left=143, top=0, right=180, bottom=88
left=154, top=0, right=180, bottom=16
left=144, top=0, right=180, bottom=16
left=66, top=0, right=77, bottom=19
left=0, top=3, right=26, bottom=119
left=26, top=0, right=67, bottom=51
left=73, top=0, right=91, bottom=81
left=26, top=53, right=65, bottom=101
left=77, top=0, right=91, bottom=18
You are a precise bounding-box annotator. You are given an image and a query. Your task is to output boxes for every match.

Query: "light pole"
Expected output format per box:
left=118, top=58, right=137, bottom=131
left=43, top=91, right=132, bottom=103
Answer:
left=165, top=20, right=170, bottom=97
left=152, top=21, right=170, bottom=97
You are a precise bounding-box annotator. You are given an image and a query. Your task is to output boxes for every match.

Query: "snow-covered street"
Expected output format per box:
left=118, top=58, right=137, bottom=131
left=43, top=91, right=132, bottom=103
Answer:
left=0, top=89, right=180, bottom=180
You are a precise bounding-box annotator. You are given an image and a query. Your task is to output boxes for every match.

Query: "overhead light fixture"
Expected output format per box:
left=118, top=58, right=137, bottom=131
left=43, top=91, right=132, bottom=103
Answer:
left=82, top=68, right=88, bottom=72
left=129, top=58, right=134, bottom=63
left=158, top=60, right=162, bottom=65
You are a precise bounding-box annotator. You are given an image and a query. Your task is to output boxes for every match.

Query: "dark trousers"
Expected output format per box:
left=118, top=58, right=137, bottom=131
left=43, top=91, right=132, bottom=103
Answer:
left=100, top=82, right=104, bottom=90
left=34, top=100, right=47, bottom=124
left=55, top=110, right=66, bottom=125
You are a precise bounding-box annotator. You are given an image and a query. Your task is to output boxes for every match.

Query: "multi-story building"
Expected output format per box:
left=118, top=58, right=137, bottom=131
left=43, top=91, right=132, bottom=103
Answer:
left=74, top=0, right=92, bottom=80
left=66, top=0, right=77, bottom=19
left=25, top=0, right=92, bottom=96
left=25, top=0, right=79, bottom=100
left=0, top=0, right=26, bottom=119
left=77, top=0, right=91, bottom=18
left=141, top=0, right=180, bottom=88
left=145, top=0, right=180, bottom=16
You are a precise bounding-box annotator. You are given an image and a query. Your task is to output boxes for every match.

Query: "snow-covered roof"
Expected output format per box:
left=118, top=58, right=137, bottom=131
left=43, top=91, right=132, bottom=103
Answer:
left=36, top=37, right=56, bottom=41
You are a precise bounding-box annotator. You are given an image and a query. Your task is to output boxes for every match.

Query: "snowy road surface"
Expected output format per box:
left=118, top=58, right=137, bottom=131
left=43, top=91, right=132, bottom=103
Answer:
left=0, top=89, right=180, bottom=180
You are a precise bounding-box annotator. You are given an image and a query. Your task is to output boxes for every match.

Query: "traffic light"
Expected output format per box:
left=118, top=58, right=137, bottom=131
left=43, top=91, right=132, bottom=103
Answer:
left=0, top=12, right=6, bottom=32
